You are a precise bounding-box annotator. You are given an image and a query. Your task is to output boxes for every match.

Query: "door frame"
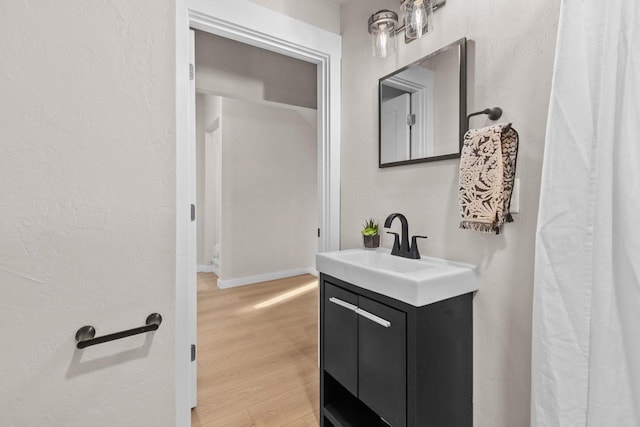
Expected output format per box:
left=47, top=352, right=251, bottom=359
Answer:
left=175, top=1, right=342, bottom=425
left=383, top=69, right=435, bottom=158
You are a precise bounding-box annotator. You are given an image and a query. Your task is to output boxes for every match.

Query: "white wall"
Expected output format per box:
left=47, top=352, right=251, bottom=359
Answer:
left=340, top=1, right=560, bottom=425
left=220, top=98, right=317, bottom=282
left=194, top=30, right=317, bottom=109
left=248, top=0, right=341, bottom=34
left=0, top=1, right=176, bottom=426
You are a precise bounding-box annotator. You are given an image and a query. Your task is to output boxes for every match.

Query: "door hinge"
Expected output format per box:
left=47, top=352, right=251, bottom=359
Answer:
left=317, top=228, right=320, bottom=238
left=191, top=204, right=196, bottom=222
left=407, top=113, right=416, bottom=126
left=191, top=344, right=196, bottom=362
left=189, top=63, right=194, bottom=81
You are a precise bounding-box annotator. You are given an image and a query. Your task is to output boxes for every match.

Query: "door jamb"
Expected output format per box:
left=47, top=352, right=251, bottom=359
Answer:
left=175, top=1, right=342, bottom=425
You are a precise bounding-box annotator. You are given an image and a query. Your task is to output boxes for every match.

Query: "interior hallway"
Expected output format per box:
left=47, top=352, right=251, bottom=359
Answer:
left=191, top=273, right=320, bottom=427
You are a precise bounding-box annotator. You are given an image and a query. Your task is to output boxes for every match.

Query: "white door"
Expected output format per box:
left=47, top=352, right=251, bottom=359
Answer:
left=187, top=30, right=198, bottom=409
left=381, top=93, right=411, bottom=163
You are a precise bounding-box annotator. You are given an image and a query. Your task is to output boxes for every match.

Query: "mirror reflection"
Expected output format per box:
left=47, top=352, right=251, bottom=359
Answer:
left=379, top=38, right=466, bottom=167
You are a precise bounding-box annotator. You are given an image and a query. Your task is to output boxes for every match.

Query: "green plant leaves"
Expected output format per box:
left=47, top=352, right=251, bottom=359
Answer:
left=361, top=218, right=379, bottom=236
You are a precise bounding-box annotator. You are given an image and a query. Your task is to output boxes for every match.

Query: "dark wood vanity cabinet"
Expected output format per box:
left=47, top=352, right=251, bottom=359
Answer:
left=324, top=283, right=359, bottom=396
left=357, top=295, right=406, bottom=427
left=320, top=274, right=473, bottom=427
left=324, top=282, right=406, bottom=426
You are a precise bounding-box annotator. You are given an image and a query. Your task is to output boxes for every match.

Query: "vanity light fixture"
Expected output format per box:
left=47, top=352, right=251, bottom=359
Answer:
left=368, top=0, right=445, bottom=58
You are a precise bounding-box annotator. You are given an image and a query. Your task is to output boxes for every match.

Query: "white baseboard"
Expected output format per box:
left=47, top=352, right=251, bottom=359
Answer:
left=218, top=267, right=318, bottom=289
left=197, top=264, right=220, bottom=276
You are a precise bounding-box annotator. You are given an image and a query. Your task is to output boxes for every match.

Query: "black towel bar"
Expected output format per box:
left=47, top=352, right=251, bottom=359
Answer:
left=75, top=313, right=162, bottom=349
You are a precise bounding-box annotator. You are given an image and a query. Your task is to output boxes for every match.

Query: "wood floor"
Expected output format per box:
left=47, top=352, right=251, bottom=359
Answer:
left=191, top=273, right=320, bottom=427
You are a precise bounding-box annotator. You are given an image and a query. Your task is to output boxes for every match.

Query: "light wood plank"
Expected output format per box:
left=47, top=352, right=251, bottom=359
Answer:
left=282, top=412, right=321, bottom=427
left=248, top=379, right=320, bottom=427
left=191, top=273, right=320, bottom=426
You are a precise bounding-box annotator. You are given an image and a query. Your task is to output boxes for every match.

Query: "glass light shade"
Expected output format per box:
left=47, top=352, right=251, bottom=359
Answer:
left=371, top=25, right=397, bottom=58
left=402, top=0, right=433, bottom=40
left=368, top=10, right=398, bottom=58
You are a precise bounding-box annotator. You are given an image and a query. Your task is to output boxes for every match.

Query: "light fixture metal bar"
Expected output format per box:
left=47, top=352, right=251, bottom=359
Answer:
left=433, top=0, right=446, bottom=12
left=394, top=0, right=446, bottom=37
left=369, top=0, right=446, bottom=57
left=400, top=0, right=446, bottom=10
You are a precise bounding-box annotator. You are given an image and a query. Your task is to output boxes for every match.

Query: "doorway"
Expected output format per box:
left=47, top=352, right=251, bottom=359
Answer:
left=193, top=31, right=319, bottom=287
left=175, top=2, right=342, bottom=425
left=191, top=29, right=321, bottom=424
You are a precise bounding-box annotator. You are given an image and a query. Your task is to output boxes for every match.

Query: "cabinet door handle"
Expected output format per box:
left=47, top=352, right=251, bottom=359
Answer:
left=355, top=308, right=391, bottom=328
left=328, top=296, right=357, bottom=312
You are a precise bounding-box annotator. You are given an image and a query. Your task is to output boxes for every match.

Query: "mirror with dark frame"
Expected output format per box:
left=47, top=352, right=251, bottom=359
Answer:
left=379, top=38, right=467, bottom=167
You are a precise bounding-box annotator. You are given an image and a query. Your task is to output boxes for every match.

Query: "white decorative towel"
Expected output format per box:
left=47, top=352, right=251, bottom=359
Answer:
left=458, top=124, right=519, bottom=234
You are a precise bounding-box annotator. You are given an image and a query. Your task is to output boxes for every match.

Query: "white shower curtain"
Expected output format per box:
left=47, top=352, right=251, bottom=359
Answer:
left=531, top=1, right=640, bottom=426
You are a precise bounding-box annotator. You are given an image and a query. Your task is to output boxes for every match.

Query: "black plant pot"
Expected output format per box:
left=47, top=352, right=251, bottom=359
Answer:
left=363, top=234, right=380, bottom=249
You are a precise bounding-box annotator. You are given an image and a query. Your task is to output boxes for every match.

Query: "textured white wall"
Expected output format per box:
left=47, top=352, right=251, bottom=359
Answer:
left=248, top=0, right=341, bottom=34
left=221, top=99, right=317, bottom=281
left=0, top=1, right=176, bottom=426
left=340, top=0, right=560, bottom=425
left=194, top=30, right=318, bottom=110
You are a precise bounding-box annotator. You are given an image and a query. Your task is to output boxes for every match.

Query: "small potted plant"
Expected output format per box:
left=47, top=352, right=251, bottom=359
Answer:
left=362, top=218, right=380, bottom=249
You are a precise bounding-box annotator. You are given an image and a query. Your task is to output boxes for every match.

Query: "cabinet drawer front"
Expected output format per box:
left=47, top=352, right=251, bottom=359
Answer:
left=323, top=283, right=359, bottom=396
left=358, top=296, right=407, bottom=427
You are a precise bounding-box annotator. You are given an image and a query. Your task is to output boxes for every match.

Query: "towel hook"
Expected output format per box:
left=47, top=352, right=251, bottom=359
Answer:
left=467, top=107, right=503, bottom=130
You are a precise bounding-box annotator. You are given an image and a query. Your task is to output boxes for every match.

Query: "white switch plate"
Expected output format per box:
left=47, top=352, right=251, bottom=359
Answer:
left=511, top=178, right=520, bottom=214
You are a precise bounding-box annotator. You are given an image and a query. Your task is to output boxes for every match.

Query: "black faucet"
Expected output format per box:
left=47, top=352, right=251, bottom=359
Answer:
left=384, top=213, right=428, bottom=259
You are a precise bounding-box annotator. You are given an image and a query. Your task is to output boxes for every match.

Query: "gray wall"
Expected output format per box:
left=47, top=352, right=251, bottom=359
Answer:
left=220, top=99, right=318, bottom=281
left=340, top=0, right=561, bottom=425
left=194, top=30, right=317, bottom=110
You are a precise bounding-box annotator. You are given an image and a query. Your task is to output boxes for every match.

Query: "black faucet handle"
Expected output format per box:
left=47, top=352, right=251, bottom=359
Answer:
left=386, top=232, right=401, bottom=255
left=409, top=235, right=428, bottom=259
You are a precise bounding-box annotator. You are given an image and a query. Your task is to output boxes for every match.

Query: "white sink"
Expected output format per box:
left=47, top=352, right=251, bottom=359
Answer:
left=316, top=248, right=477, bottom=307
